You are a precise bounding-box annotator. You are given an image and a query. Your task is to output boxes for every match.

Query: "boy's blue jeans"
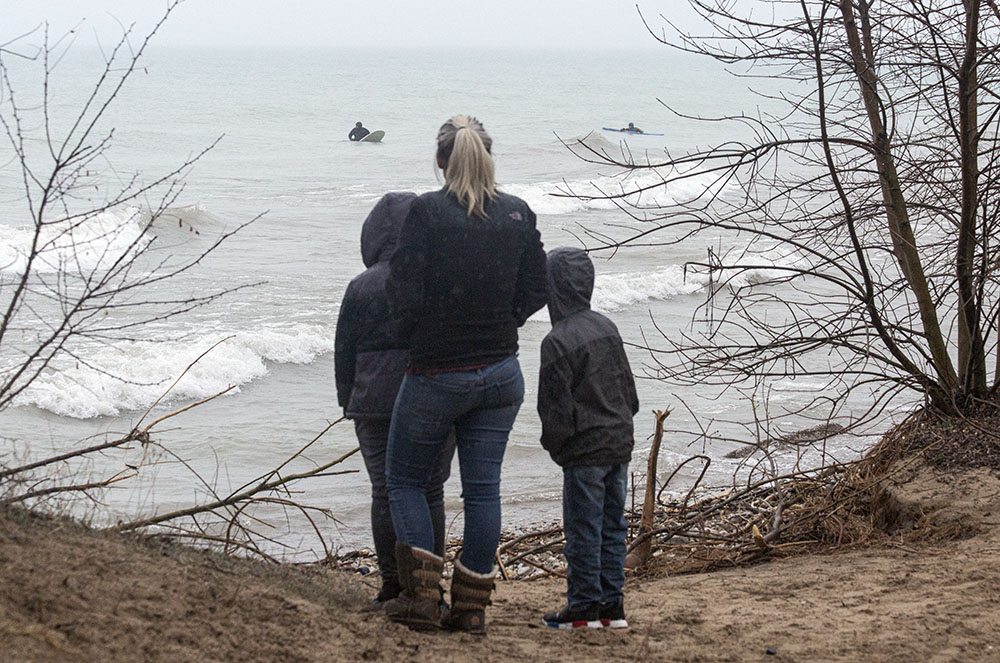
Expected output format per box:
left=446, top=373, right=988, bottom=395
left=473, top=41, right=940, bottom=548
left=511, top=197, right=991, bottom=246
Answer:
left=563, top=463, right=629, bottom=610
left=386, top=354, right=523, bottom=574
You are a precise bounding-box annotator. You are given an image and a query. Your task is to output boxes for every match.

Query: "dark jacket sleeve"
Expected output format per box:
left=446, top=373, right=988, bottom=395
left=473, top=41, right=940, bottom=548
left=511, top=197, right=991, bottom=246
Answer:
left=334, top=282, right=360, bottom=410
left=387, top=197, right=428, bottom=341
left=513, top=206, right=547, bottom=326
left=537, top=334, right=576, bottom=461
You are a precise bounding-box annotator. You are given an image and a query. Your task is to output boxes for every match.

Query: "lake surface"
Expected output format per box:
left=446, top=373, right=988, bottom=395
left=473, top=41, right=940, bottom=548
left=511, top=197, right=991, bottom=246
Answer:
left=0, top=45, right=878, bottom=555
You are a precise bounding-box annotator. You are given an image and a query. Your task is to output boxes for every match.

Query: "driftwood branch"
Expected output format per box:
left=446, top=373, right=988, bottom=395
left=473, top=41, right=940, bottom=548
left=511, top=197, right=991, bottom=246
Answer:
left=626, top=408, right=671, bottom=569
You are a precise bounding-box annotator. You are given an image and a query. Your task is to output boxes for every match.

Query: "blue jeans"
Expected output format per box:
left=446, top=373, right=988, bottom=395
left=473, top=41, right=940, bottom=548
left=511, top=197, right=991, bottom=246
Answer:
left=386, top=354, right=524, bottom=574
left=563, top=463, right=629, bottom=610
left=354, top=419, right=454, bottom=588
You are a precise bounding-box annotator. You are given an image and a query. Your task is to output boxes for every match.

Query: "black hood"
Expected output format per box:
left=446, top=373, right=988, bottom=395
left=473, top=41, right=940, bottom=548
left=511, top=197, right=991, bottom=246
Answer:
left=546, top=246, right=594, bottom=323
left=361, top=192, right=417, bottom=267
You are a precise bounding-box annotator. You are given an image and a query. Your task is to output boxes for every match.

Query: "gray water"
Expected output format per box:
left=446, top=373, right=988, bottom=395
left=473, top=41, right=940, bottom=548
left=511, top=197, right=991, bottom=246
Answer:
left=0, top=46, right=874, bottom=556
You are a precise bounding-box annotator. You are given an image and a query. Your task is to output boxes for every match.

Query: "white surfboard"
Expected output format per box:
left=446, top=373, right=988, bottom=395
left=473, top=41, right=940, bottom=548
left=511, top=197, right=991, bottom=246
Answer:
left=360, top=130, right=385, bottom=143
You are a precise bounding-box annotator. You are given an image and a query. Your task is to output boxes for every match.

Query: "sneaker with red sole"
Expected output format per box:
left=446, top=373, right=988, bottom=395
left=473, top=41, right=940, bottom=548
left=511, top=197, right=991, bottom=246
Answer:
left=543, top=604, right=602, bottom=629
left=599, top=599, right=628, bottom=629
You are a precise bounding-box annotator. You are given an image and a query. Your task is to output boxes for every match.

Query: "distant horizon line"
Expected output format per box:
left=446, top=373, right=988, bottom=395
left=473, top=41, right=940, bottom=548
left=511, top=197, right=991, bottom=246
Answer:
left=59, top=42, right=669, bottom=55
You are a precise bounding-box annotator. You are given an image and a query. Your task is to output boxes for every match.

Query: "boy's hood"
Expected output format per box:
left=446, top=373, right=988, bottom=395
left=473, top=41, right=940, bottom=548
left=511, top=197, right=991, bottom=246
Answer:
left=361, top=191, right=417, bottom=267
left=546, top=246, right=594, bottom=323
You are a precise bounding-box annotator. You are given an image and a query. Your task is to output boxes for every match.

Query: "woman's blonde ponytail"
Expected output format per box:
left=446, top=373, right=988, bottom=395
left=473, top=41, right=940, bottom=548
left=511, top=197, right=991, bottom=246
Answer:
left=436, top=115, right=497, bottom=219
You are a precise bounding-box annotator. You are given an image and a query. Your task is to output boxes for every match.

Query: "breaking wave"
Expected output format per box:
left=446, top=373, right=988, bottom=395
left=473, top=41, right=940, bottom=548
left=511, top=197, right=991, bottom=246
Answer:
left=0, top=207, right=152, bottom=276
left=503, top=165, right=725, bottom=216
left=0, top=204, right=222, bottom=278
left=593, top=266, right=708, bottom=312
left=12, top=324, right=334, bottom=419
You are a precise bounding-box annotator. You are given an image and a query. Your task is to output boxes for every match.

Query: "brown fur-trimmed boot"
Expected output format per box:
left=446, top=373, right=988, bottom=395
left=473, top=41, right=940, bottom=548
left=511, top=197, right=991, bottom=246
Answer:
left=384, top=542, right=444, bottom=631
left=442, top=554, right=497, bottom=635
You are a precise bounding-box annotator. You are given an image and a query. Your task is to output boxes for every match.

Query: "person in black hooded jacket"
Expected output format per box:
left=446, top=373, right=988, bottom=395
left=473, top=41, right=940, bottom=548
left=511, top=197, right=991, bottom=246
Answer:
left=537, top=246, right=639, bottom=630
left=334, top=191, right=454, bottom=606
left=349, top=122, right=370, bottom=141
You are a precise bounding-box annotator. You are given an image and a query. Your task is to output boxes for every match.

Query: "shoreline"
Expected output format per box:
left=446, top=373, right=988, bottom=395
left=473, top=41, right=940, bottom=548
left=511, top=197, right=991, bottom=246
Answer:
left=330, top=519, right=566, bottom=582
left=3, top=457, right=999, bottom=662
left=5, top=411, right=1000, bottom=661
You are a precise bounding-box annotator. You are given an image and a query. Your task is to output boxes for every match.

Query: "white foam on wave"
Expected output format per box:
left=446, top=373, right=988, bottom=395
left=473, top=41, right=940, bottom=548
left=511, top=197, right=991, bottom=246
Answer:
left=503, top=165, right=726, bottom=217
left=12, top=324, right=334, bottom=419
left=525, top=244, right=813, bottom=323
left=0, top=207, right=152, bottom=276
left=710, top=242, right=817, bottom=290
left=525, top=264, right=709, bottom=324
left=501, top=182, right=591, bottom=215
left=593, top=266, right=708, bottom=312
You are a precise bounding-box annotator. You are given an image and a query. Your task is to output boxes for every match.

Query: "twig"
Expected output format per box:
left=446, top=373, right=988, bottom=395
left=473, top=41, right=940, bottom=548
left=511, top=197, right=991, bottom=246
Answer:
left=109, top=422, right=352, bottom=532
left=497, top=526, right=562, bottom=554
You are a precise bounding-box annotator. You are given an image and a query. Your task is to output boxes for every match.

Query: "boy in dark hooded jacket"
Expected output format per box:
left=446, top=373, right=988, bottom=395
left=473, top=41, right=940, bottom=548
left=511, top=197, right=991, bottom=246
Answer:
left=537, top=246, right=639, bottom=629
left=335, top=192, right=454, bottom=606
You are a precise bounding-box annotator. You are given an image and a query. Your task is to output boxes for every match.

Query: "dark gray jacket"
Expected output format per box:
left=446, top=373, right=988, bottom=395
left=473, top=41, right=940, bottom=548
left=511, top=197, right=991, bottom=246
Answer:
left=537, top=247, right=639, bottom=467
left=334, top=192, right=414, bottom=419
left=387, top=188, right=547, bottom=370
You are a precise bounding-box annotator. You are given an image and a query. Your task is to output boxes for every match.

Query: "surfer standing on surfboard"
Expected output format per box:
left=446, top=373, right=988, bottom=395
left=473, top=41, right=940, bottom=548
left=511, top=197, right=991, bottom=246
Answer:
left=619, top=122, right=643, bottom=133
left=349, top=121, right=371, bottom=141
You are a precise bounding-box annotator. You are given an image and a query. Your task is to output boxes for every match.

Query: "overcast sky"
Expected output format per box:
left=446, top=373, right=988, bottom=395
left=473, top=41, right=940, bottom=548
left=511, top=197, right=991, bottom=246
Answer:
left=5, top=1, right=671, bottom=51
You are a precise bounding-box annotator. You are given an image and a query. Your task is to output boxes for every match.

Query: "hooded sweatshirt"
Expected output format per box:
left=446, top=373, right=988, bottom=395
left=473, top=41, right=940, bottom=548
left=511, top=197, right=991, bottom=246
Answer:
left=537, top=247, right=639, bottom=467
left=334, top=192, right=415, bottom=419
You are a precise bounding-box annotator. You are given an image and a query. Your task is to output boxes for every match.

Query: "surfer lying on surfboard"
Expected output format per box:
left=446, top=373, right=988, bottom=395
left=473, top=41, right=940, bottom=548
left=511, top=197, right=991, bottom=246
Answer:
left=602, top=124, right=664, bottom=136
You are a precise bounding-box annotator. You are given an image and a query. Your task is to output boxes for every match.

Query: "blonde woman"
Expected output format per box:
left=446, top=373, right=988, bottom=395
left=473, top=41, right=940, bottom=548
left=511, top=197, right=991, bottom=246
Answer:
left=384, top=115, right=547, bottom=633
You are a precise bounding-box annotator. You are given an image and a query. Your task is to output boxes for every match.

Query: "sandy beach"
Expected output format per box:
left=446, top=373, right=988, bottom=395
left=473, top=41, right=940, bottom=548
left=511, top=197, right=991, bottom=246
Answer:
left=3, top=453, right=999, bottom=663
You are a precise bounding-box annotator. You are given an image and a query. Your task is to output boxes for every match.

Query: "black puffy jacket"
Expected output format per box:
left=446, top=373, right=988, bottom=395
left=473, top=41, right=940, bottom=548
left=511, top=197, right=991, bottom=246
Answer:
left=334, top=192, right=414, bottom=419
left=387, top=188, right=547, bottom=370
left=537, top=247, right=639, bottom=467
